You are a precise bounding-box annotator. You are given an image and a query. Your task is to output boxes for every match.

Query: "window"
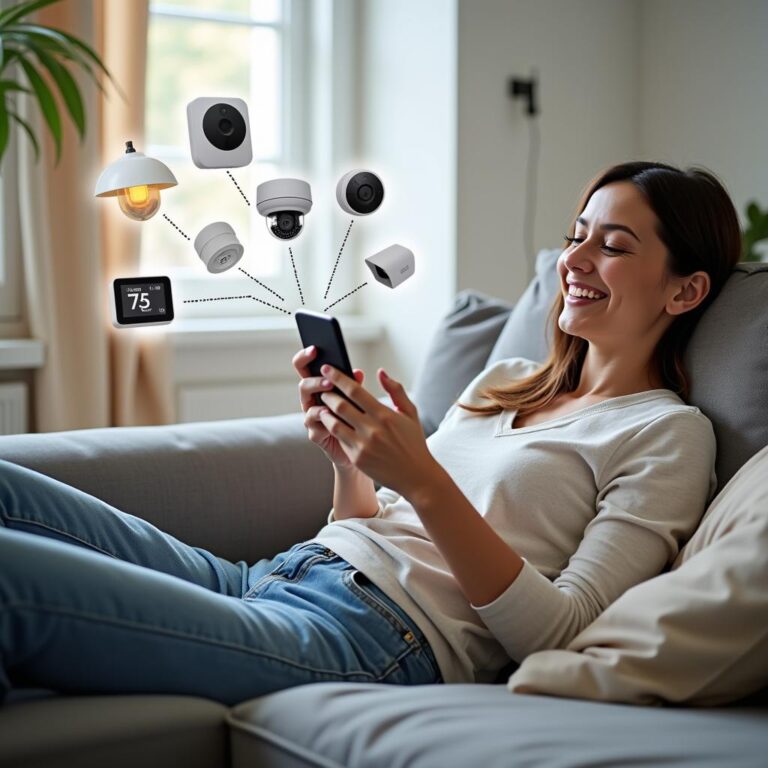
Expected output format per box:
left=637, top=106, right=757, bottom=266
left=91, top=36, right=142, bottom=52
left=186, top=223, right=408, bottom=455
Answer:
left=143, top=0, right=315, bottom=317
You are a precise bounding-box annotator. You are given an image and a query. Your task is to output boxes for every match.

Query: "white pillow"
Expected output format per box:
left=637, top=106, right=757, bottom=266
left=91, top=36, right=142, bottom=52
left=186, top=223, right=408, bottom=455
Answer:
left=506, top=443, right=768, bottom=706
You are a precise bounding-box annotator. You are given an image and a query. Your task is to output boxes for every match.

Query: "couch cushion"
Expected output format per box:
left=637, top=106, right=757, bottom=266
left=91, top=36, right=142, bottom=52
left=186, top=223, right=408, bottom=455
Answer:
left=0, top=695, right=228, bottom=768
left=410, top=289, right=513, bottom=436
left=507, top=442, right=768, bottom=706
left=0, top=412, right=333, bottom=564
left=486, top=247, right=562, bottom=366
left=486, top=251, right=768, bottom=495
left=684, top=262, right=768, bottom=494
left=228, top=682, right=768, bottom=768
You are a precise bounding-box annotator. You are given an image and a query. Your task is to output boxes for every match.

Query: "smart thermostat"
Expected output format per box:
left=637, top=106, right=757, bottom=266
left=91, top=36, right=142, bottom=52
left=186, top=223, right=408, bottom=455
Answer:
left=112, top=276, right=174, bottom=327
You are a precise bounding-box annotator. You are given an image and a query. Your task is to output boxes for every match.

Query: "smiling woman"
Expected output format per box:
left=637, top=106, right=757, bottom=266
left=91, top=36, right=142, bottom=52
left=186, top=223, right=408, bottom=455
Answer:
left=458, top=161, right=742, bottom=419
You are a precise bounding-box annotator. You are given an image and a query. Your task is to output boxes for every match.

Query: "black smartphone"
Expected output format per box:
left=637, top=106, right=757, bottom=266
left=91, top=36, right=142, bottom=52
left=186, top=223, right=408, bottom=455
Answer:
left=295, top=310, right=356, bottom=407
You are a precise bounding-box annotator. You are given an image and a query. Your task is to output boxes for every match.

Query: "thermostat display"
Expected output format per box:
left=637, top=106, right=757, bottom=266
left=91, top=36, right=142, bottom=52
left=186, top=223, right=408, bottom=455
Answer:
left=112, top=276, right=174, bottom=327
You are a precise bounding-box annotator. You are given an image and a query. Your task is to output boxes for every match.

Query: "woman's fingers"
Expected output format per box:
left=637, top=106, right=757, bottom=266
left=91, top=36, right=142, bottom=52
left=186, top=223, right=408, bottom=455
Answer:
left=291, top=346, right=316, bottom=378
left=298, top=375, right=334, bottom=411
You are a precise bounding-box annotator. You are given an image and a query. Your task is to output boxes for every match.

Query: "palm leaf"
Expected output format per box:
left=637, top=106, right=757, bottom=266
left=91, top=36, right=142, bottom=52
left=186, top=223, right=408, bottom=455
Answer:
left=8, top=107, right=40, bottom=160
left=0, top=79, right=31, bottom=94
left=17, top=53, right=61, bottom=161
left=52, top=27, right=124, bottom=100
left=0, top=0, right=63, bottom=29
left=34, top=45, right=84, bottom=139
left=3, top=28, right=109, bottom=97
left=0, top=100, right=8, bottom=163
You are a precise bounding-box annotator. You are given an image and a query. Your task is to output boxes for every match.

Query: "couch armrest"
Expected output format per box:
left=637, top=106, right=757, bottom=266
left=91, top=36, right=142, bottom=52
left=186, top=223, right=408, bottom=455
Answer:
left=0, top=413, right=334, bottom=563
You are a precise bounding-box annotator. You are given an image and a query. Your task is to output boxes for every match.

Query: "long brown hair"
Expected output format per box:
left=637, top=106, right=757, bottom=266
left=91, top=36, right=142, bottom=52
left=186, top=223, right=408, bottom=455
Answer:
left=458, top=160, right=741, bottom=418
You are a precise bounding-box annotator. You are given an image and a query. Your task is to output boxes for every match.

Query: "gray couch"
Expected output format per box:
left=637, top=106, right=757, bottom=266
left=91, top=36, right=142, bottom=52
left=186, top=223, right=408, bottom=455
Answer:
left=1, top=250, right=767, bottom=767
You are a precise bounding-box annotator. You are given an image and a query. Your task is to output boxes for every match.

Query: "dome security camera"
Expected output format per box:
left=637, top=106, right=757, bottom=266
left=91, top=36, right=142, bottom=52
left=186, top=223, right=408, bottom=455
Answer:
left=336, top=169, right=385, bottom=216
left=256, top=178, right=312, bottom=241
left=194, top=221, right=244, bottom=273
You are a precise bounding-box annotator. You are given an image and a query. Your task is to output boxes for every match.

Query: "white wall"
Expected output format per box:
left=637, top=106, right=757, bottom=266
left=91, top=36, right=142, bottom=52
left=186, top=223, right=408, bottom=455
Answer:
left=456, top=0, right=641, bottom=301
left=350, top=0, right=458, bottom=389
left=639, top=0, right=768, bottom=236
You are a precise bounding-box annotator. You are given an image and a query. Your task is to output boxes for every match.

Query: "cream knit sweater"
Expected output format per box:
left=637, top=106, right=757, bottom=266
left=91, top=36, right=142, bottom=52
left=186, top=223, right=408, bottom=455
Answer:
left=313, top=357, right=718, bottom=684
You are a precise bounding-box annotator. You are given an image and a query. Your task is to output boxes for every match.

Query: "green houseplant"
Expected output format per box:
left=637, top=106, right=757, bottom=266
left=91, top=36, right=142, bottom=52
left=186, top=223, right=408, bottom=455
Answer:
left=742, top=201, right=768, bottom=262
left=0, top=0, right=114, bottom=165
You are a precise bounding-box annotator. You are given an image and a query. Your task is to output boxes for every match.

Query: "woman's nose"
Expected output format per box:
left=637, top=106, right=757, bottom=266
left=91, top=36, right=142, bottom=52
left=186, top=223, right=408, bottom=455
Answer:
left=563, top=246, right=595, bottom=272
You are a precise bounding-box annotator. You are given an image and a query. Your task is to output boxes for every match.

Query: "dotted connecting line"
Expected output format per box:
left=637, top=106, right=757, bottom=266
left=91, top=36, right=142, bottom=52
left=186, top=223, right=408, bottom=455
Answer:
left=250, top=296, right=292, bottom=314
left=288, top=247, right=305, bottom=306
left=163, top=214, right=190, bottom=240
left=226, top=171, right=250, bottom=206
left=323, top=219, right=354, bottom=300
left=184, top=295, right=252, bottom=303
left=324, top=281, right=368, bottom=312
left=183, top=294, right=291, bottom=315
left=237, top=267, right=285, bottom=302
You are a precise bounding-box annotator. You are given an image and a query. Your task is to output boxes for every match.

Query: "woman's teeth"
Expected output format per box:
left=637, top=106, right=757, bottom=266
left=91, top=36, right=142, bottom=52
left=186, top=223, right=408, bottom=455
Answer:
left=568, top=286, right=607, bottom=300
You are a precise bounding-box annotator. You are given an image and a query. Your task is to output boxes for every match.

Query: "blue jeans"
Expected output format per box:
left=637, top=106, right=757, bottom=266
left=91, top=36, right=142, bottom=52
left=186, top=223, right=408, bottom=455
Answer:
left=0, top=460, right=442, bottom=705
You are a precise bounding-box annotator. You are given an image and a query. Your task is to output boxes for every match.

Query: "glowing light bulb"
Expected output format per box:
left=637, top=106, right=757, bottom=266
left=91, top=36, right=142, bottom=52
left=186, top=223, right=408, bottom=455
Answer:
left=117, top=185, right=161, bottom=221
left=95, top=140, right=177, bottom=222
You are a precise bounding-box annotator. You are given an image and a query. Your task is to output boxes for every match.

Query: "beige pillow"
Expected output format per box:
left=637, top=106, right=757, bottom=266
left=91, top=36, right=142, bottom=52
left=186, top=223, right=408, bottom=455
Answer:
left=507, top=443, right=768, bottom=706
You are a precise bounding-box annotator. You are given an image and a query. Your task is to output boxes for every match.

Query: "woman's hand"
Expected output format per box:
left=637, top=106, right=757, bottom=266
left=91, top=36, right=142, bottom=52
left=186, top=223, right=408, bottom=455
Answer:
left=315, top=363, right=439, bottom=499
left=292, top=346, right=366, bottom=469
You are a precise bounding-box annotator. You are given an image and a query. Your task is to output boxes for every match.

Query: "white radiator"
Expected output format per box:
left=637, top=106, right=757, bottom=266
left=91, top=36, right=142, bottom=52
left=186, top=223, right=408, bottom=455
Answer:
left=0, top=382, right=27, bottom=434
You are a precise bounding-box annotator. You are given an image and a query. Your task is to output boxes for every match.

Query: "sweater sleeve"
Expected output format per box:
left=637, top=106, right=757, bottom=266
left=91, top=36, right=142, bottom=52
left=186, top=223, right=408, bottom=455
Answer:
left=470, top=411, right=718, bottom=663
left=326, top=486, right=400, bottom=525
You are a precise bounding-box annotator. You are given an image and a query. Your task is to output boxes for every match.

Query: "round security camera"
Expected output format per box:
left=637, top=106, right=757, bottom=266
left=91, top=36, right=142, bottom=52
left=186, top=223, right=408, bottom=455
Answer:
left=202, top=102, right=247, bottom=151
left=336, top=169, right=384, bottom=216
left=194, top=221, right=244, bottom=273
left=256, top=178, right=313, bottom=240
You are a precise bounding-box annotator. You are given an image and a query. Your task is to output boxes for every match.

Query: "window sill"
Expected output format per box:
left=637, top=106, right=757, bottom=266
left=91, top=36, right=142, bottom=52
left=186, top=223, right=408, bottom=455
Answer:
left=0, top=339, right=45, bottom=370
left=165, top=314, right=384, bottom=348
left=161, top=315, right=385, bottom=422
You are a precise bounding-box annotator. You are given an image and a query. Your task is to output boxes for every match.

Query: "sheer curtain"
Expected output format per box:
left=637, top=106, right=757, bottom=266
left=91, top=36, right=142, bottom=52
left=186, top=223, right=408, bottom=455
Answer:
left=17, top=0, right=169, bottom=431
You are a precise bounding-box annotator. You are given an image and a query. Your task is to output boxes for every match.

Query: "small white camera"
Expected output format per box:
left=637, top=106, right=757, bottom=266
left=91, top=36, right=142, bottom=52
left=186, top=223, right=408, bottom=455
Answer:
left=255, top=178, right=312, bottom=240
left=194, top=221, right=244, bottom=273
left=365, top=244, right=415, bottom=289
left=186, top=97, right=253, bottom=169
left=336, top=169, right=385, bottom=215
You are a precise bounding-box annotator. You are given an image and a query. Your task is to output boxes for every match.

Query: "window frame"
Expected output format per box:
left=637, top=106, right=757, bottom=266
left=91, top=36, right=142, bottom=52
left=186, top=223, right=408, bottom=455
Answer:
left=144, top=0, right=323, bottom=318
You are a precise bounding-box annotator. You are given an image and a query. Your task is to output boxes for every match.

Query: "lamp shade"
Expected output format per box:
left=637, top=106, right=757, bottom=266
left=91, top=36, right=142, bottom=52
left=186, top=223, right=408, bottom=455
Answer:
left=94, top=146, right=177, bottom=197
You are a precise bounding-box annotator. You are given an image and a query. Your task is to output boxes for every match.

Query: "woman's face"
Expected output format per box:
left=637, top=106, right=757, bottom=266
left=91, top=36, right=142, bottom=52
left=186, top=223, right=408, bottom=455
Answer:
left=556, top=181, right=678, bottom=348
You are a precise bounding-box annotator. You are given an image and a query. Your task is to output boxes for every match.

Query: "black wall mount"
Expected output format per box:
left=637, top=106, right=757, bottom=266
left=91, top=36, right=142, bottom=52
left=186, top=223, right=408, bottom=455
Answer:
left=508, top=75, right=539, bottom=116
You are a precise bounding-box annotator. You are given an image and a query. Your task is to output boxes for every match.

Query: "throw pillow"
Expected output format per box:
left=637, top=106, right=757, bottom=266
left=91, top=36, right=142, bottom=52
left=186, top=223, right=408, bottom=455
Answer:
left=410, top=290, right=513, bottom=436
left=506, top=443, right=768, bottom=706
left=486, top=247, right=561, bottom=366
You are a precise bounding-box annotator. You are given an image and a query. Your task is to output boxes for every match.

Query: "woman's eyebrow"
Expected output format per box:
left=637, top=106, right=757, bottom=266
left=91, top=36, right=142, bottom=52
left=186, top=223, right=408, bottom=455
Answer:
left=576, top=216, right=641, bottom=243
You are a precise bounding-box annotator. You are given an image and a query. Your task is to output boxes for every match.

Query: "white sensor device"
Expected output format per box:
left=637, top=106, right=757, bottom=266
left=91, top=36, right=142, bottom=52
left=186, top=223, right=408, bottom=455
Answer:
left=186, top=97, right=253, bottom=169
left=194, top=222, right=244, bottom=273
left=364, top=244, right=415, bottom=289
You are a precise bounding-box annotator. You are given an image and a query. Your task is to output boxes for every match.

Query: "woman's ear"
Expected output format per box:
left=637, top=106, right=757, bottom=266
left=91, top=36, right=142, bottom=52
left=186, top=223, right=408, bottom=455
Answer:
left=667, top=271, right=710, bottom=316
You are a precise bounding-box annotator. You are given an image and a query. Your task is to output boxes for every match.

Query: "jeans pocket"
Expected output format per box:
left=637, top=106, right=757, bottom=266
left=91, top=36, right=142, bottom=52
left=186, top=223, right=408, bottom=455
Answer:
left=345, top=569, right=411, bottom=636
left=343, top=569, right=442, bottom=683
left=243, top=543, right=337, bottom=599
